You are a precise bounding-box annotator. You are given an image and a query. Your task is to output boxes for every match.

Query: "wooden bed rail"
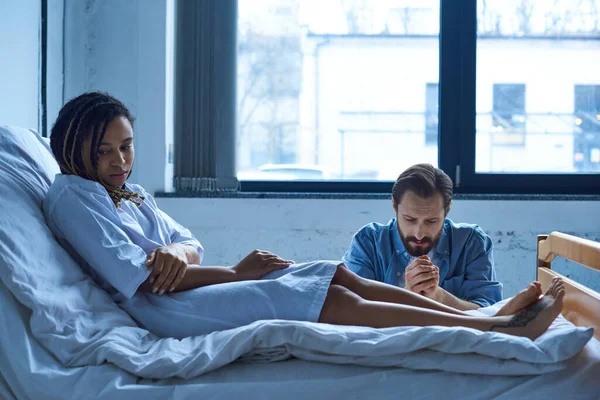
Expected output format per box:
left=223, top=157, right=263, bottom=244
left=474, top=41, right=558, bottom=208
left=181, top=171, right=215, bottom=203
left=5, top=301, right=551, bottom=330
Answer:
left=537, top=232, right=600, bottom=272
left=536, top=232, right=600, bottom=341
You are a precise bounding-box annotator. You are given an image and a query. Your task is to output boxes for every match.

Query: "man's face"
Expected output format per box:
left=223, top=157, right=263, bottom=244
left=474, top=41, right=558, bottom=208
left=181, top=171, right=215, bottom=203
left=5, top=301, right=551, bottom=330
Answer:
left=395, top=190, right=448, bottom=257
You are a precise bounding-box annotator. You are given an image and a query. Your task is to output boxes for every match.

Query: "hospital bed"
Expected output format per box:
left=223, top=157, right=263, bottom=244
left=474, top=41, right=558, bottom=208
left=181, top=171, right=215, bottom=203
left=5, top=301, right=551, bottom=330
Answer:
left=0, top=125, right=599, bottom=399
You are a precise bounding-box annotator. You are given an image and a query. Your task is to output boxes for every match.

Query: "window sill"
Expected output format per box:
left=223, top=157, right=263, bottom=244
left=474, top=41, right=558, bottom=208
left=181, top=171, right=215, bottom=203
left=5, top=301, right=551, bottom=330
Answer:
left=154, top=191, right=600, bottom=201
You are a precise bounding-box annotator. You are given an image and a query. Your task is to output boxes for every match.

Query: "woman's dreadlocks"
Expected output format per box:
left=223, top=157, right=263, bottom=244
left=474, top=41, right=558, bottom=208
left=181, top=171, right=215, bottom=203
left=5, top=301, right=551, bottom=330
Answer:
left=50, top=92, right=144, bottom=208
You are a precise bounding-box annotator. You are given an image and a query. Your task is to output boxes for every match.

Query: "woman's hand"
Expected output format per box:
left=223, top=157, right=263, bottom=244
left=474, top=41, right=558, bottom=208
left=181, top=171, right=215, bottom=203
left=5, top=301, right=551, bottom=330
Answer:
left=146, top=244, right=189, bottom=295
left=232, top=250, right=294, bottom=281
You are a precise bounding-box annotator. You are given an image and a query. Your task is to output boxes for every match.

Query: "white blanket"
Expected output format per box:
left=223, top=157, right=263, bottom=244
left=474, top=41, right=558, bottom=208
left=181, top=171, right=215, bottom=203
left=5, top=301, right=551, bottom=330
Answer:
left=0, top=125, right=594, bottom=383
left=2, top=276, right=599, bottom=400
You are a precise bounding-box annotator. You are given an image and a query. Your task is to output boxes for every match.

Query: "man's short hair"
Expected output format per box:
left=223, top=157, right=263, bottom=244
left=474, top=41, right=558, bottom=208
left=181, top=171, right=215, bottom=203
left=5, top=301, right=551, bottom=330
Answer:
left=392, top=163, right=453, bottom=210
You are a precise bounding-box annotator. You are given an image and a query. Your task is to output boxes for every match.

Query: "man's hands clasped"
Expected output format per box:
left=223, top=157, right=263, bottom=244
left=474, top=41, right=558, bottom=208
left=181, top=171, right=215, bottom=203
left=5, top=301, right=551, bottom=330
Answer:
left=404, top=255, right=440, bottom=299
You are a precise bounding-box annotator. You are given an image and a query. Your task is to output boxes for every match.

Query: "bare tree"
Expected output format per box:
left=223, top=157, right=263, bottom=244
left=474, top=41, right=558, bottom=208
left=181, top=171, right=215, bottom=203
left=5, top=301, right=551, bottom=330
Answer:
left=479, top=0, right=600, bottom=36
left=544, top=0, right=576, bottom=34
left=478, top=0, right=502, bottom=35
left=401, top=8, right=411, bottom=34
left=590, top=0, right=600, bottom=31
left=509, top=0, right=600, bottom=35
left=516, top=0, right=534, bottom=34
left=341, top=0, right=370, bottom=34
left=575, top=0, right=600, bottom=33
left=237, top=26, right=302, bottom=164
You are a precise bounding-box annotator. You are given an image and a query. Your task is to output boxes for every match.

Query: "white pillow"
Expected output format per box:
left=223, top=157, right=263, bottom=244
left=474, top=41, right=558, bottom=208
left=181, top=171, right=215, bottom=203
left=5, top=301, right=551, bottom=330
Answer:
left=0, top=126, right=59, bottom=205
left=0, top=125, right=142, bottom=367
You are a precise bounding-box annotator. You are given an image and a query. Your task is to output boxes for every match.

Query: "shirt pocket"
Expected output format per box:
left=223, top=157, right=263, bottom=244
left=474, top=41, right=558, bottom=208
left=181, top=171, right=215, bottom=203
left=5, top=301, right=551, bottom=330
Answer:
left=386, top=256, right=405, bottom=287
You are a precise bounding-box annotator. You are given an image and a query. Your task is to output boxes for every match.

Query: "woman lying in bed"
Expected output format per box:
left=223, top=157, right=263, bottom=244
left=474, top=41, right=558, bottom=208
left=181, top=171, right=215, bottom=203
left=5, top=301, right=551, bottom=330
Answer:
left=43, top=92, right=565, bottom=340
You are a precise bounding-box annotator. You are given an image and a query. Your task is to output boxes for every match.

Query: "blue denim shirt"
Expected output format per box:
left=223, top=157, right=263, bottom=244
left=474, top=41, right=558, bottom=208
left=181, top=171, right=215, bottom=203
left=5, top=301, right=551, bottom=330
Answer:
left=342, top=218, right=502, bottom=307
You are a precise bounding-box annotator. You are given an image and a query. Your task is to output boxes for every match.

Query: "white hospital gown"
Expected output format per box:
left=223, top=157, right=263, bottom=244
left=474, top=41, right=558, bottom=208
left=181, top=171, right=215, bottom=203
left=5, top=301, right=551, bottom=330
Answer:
left=43, top=174, right=336, bottom=338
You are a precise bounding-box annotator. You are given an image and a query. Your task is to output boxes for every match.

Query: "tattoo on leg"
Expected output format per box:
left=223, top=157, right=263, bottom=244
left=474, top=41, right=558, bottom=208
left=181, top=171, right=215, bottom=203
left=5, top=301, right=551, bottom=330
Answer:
left=490, top=299, right=550, bottom=331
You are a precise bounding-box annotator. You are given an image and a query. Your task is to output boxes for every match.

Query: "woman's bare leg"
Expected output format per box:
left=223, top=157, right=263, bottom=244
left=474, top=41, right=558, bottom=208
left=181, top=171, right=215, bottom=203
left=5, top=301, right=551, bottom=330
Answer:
left=333, top=264, right=546, bottom=317
left=318, top=277, right=565, bottom=340
left=331, top=264, right=467, bottom=316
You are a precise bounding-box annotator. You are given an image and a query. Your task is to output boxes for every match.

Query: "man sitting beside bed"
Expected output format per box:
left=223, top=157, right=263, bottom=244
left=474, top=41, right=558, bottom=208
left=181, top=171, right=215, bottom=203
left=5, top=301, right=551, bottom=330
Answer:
left=343, top=163, right=517, bottom=311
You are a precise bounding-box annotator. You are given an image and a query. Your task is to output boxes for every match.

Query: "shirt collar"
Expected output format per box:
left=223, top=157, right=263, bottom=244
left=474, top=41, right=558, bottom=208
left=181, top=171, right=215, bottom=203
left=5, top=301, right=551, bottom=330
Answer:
left=434, top=219, right=450, bottom=257
left=390, top=218, right=450, bottom=257
left=390, top=218, right=407, bottom=256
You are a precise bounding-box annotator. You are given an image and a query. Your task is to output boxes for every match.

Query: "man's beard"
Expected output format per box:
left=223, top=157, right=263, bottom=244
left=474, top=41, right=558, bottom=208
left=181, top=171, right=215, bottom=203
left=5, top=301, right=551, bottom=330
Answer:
left=399, top=228, right=443, bottom=257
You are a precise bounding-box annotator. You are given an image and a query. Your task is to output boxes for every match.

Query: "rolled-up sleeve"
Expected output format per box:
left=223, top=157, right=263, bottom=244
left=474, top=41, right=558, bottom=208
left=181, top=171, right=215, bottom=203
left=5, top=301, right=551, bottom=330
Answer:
left=159, top=208, right=204, bottom=264
left=138, top=186, right=205, bottom=264
left=47, top=186, right=151, bottom=299
left=460, top=230, right=503, bottom=307
left=342, top=230, right=376, bottom=280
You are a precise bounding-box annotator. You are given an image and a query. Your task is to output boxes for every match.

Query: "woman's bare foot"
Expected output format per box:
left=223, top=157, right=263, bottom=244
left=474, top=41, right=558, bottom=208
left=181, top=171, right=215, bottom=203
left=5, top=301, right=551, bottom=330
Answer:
left=495, top=281, right=542, bottom=316
left=490, top=277, right=565, bottom=340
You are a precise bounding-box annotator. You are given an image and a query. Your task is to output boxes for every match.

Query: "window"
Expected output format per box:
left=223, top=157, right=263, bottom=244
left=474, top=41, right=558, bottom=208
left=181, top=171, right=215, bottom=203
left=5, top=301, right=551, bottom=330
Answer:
left=425, top=83, right=439, bottom=146
left=442, top=0, right=600, bottom=193
left=237, top=0, right=440, bottom=182
left=474, top=0, right=600, bottom=176
left=177, top=0, right=600, bottom=194
left=574, top=85, right=600, bottom=171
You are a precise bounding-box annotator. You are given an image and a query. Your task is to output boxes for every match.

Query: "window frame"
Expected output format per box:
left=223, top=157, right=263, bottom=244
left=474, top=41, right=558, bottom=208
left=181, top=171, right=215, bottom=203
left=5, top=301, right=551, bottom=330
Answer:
left=40, top=0, right=48, bottom=137
left=234, top=0, right=600, bottom=194
left=453, top=1, right=600, bottom=194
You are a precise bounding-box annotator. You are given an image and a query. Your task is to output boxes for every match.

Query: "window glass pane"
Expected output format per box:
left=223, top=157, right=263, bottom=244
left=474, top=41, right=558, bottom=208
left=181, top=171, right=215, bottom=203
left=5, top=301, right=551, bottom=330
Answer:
left=491, top=83, right=526, bottom=146
left=476, top=0, right=600, bottom=173
left=237, top=0, right=440, bottom=181
left=574, top=85, right=600, bottom=170
left=425, top=83, right=439, bottom=146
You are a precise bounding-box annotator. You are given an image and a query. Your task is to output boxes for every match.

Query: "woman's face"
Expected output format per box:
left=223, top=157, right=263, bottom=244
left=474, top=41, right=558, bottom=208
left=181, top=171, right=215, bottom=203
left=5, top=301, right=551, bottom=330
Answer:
left=87, top=116, right=135, bottom=188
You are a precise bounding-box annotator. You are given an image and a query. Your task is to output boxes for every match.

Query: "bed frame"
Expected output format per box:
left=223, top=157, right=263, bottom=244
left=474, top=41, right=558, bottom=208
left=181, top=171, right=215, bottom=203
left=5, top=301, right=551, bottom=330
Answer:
left=537, top=232, right=600, bottom=340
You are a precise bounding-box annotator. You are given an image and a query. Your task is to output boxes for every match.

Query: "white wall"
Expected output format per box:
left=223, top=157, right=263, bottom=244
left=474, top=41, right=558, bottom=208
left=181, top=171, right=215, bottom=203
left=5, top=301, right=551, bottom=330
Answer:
left=46, top=0, right=65, bottom=135
left=0, top=0, right=41, bottom=130
left=157, top=197, right=600, bottom=298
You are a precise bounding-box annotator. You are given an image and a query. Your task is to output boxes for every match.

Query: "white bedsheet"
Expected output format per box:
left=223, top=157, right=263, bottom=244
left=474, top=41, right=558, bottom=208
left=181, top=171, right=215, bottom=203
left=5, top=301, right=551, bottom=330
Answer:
left=0, top=241, right=593, bottom=380
left=180, top=339, right=600, bottom=400
left=1, top=279, right=599, bottom=400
